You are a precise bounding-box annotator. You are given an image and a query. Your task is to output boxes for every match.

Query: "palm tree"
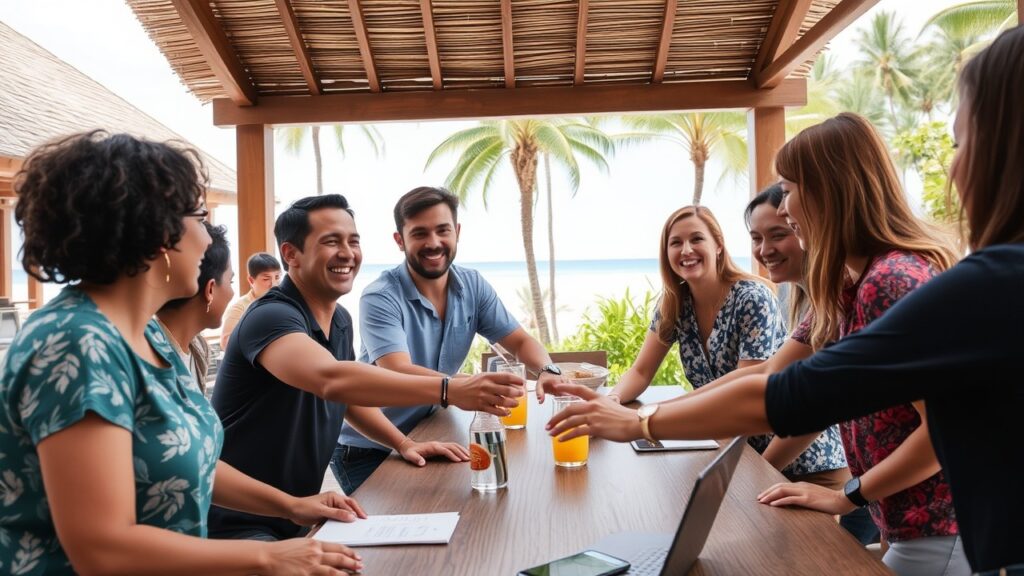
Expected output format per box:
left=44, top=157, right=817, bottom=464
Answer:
left=426, top=119, right=613, bottom=345
left=618, top=112, right=747, bottom=205
left=924, top=0, right=1016, bottom=39
left=856, top=11, right=920, bottom=127
left=542, top=152, right=559, bottom=342
left=277, top=124, right=384, bottom=195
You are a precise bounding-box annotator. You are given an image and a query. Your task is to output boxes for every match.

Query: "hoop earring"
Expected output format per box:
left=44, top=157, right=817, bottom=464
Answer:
left=163, top=251, right=171, bottom=283
left=205, top=299, right=212, bottom=314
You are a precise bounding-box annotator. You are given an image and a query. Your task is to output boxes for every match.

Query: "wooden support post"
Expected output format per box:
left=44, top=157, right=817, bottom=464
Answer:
left=747, top=106, right=786, bottom=276
left=236, top=125, right=276, bottom=285
left=0, top=205, right=12, bottom=299
left=28, top=275, right=43, bottom=309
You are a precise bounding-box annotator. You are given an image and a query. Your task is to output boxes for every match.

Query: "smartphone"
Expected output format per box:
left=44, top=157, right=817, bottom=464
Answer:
left=630, top=438, right=719, bottom=452
left=517, top=549, right=630, bottom=576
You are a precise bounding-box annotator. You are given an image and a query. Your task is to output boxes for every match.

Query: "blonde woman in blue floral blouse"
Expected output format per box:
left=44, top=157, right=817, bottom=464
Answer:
left=0, top=131, right=364, bottom=575
left=604, top=205, right=843, bottom=480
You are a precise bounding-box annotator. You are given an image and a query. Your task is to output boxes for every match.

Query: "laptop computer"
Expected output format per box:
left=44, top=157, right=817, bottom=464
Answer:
left=591, top=436, right=746, bottom=576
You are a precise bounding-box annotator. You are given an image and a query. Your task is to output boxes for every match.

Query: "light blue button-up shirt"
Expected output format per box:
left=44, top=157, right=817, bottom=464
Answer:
left=338, top=263, right=519, bottom=449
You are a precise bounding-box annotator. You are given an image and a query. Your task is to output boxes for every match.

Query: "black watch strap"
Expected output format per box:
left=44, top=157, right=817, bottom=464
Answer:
left=844, top=476, right=869, bottom=508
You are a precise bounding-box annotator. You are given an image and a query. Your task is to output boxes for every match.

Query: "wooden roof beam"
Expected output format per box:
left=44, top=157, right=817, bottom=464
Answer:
left=348, top=0, right=381, bottom=92
left=212, top=78, right=807, bottom=126
left=501, top=0, right=515, bottom=88
left=275, top=0, right=321, bottom=95
left=574, top=0, right=588, bottom=84
left=754, top=0, right=881, bottom=88
left=420, top=0, right=442, bottom=89
left=169, top=0, right=257, bottom=105
left=753, top=0, right=813, bottom=79
left=652, top=0, right=678, bottom=83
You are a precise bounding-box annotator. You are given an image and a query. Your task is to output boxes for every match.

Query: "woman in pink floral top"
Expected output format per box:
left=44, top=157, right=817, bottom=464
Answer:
left=760, top=113, right=967, bottom=576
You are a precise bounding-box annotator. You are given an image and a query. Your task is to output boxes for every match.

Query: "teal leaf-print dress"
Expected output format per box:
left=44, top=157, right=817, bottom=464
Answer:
left=0, top=288, right=224, bottom=574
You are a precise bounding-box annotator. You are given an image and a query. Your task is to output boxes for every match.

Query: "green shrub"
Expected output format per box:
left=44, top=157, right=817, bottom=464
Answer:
left=558, top=289, right=689, bottom=389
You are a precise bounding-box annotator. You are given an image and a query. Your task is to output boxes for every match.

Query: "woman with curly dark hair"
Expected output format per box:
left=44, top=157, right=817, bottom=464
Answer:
left=0, top=131, right=363, bottom=575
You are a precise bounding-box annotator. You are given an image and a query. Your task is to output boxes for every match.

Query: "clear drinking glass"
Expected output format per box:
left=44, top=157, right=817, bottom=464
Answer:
left=494, top=360, right=527, bottom=429
left=551, top=395, right=589, bottom=467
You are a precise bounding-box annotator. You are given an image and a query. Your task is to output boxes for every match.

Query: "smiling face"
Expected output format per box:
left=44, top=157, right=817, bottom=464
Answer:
left=665, top=214, right=721, bottom=284
left=777, top=178, right=808, bottom=251
left=396, top=202, right=459, bottom=280
left=749, top=202, right=804, bottom=283
left=284, top=207, right=362, bottom=300
left=168, top=210, right=213, bottom=299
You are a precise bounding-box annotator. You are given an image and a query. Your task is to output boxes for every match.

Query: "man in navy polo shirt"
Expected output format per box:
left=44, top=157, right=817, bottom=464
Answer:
left=332, top=186, right=566, bottom=494
left=210, top=194, right=524, bottom=541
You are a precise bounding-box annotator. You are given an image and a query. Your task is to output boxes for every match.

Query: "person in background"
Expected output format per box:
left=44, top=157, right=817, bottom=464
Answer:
left=602, top=205, right=789, bottom=460
left=333, top=186, right=567, bottom=495
left=0, top=131, right=363, bottom=574
left=220, top=252, right=281, bottom=349
left=210, top=194, right=524, bottom=541
left=156, top=222, right=233, bottom=394
left=552, top=112, right=970, bottom=576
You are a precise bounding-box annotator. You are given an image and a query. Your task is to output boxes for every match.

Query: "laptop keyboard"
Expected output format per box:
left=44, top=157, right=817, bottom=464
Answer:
left=629, top=546, right=668, bottom=576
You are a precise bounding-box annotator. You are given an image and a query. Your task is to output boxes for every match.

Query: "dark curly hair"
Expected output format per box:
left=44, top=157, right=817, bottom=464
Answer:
left=161, top=222, right=230, bottom=310
left=13, top=130, right=207, bottom=285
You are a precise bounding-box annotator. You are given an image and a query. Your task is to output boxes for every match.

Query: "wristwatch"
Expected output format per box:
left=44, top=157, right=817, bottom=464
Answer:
left=843, top=476, right=869, bottom=508
left=637, top=403, right=660, bottom=443
left=541, top=363, right=562, bottom=376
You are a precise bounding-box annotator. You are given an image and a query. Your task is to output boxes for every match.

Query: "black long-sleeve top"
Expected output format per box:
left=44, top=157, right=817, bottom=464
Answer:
left=766, top=244, right=1024, bottom=572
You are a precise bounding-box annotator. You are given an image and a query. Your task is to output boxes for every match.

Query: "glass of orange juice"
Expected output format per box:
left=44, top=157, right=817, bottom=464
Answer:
left=495, top=360, right=527, bottom=429
left=551, top=395, right=589, bottom=467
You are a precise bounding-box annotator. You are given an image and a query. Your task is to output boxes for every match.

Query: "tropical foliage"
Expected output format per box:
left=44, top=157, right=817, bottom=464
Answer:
left=426, top=119, right=614, bottom=345
left=277, top=124, right=384, bottom=195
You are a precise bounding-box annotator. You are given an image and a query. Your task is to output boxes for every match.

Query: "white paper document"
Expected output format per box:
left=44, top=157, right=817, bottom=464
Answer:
left=313, top=512, right=460, bottom=546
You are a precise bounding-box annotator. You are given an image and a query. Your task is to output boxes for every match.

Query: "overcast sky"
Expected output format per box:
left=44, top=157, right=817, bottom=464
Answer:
left=0, top=0, right=964, bottom=269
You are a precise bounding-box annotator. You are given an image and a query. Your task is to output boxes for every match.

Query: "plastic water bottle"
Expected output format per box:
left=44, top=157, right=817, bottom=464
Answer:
left=469, top=411, right=508, bottom=491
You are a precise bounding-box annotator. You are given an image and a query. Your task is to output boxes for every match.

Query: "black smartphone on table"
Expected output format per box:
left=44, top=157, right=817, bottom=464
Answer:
left=517, top=549, right=630, bottom=576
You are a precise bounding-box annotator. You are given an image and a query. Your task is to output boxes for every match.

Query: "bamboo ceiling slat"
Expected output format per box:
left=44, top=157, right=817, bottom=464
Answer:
left=127, top=0, right=844, bottom=103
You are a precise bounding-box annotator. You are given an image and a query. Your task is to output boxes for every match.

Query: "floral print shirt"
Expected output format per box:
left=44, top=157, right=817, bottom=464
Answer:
left=792, top=250, right=958, bottom=542
left=0, top=288, right=224, bottom=575
left=654, top=280, right=847, bottom=476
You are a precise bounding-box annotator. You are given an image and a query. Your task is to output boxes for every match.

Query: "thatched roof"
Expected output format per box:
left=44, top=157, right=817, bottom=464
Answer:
left=126, top=0, right=848, bottom=115
left=0, top=21, right=236, bottom=196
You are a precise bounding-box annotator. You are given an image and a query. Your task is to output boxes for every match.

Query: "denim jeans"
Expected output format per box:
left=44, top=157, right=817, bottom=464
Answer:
left=330, top=443, right=390, bottom=495
left=840, top=506, right=880, bottom=545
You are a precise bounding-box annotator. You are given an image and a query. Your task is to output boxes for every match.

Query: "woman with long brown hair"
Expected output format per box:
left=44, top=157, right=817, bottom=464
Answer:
left=547, top=25, right=1024, bottom=575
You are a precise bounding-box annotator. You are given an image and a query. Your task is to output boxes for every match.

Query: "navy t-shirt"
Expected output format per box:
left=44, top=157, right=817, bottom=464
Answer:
left=209, top=276, right=352, bottom=539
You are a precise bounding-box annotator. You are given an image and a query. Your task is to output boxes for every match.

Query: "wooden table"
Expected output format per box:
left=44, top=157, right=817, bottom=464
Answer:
left=347, top=387, right=890, bottom=575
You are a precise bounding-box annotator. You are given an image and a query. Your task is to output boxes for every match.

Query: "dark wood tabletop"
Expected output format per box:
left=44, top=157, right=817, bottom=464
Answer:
left=342, top=386, right=890, bottom=575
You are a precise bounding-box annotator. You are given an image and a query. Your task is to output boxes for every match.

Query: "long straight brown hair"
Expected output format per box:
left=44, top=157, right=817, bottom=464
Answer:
left=775, top=113, right=959, bottom=350
left=656, top=205, right=771, bottom=344
left=955, top=26, right=1024, bottom=250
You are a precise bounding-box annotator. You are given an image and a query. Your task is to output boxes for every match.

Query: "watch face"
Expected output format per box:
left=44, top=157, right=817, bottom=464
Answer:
left=544, top=363, right=562, bottom=375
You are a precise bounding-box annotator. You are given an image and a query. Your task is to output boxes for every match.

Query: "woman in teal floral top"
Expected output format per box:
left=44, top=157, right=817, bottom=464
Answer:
left=0, top=132, right=364, bottom=575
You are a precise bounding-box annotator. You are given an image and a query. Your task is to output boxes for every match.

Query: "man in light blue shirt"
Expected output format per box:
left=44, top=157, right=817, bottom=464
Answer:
left=333, top=186, right=565, bottom=494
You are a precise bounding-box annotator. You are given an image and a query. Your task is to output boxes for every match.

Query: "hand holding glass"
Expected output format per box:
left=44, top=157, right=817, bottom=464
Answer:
left=495, top=360, right=527, bottom=429
left=551, top=395, right=589, bottom=467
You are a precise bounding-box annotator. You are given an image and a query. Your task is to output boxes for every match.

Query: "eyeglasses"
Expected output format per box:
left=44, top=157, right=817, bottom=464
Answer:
left=187, top=208, right=210, bottom=220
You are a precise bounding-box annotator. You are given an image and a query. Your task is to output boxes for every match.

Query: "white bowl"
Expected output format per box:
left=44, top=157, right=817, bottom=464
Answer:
left=556, top=361, right=610, bottom=390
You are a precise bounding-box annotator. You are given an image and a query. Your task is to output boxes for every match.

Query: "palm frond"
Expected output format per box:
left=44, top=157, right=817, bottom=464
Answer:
left=444, top=136, right=504, bottom=199
left=534, top=123, right=580, bottom=192
left=277, top=126, right=307, bottom=154
left=924, top=1, right=1015, bottom=38
left=424, top=125, right=500, bottom=169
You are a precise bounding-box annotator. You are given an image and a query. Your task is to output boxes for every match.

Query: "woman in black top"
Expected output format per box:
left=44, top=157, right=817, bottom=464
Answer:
left=546, top=26, right=1024, bottom=574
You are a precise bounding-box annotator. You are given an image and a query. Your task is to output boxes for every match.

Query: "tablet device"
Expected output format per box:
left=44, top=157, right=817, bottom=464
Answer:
left=630, top=439, right=719, bottom=452
left=518, top=549, right=630, bottom=576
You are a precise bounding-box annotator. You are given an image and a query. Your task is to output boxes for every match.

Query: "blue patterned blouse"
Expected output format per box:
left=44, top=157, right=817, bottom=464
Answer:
left=653, top=279, right=847, bottom=476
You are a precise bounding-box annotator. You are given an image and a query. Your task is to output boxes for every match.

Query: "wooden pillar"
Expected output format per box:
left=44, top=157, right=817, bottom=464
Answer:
left=27, top=275, right=43, bottom=309
left=236, top=125, right=275, bottom=283
left=1019, top=0, right=1022, bottom=25
left=0, top=204, right=12, bottom=299
left=747, top=106, right=786, bottom=276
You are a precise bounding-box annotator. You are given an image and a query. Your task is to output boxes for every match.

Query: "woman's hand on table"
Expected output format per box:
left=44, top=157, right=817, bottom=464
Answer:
left=262, top=538, right=362, bottom=575
left=397, top=438, right=470, bottom=466
left=287, top=491, right=367, bottom=526
left=757, top=481, right=857, bottom=515
left=544, top=383, right=644, bottom=442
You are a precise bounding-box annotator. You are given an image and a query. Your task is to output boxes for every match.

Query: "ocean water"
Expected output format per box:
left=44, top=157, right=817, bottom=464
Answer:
left=9, top=256, right=752, bottom=347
